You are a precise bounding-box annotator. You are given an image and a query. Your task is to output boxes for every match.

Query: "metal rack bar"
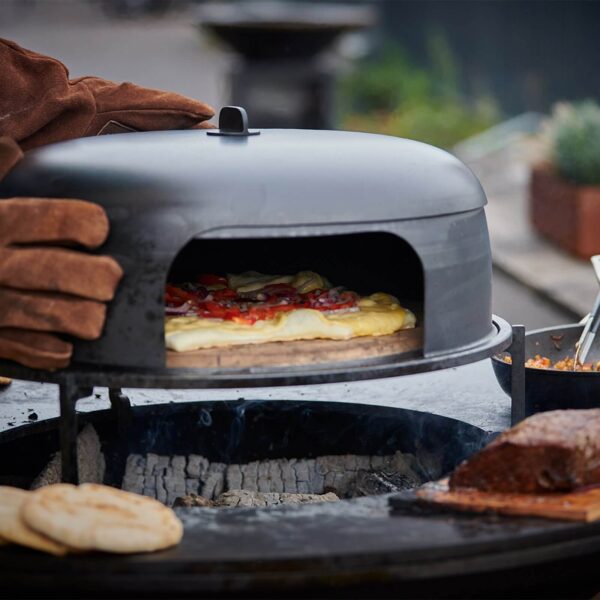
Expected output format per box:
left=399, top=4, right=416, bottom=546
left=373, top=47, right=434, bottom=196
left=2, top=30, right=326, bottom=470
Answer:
left=509, top=324, right=526, bottom=425
left=58, top=379, right=92, bottom=484
left=108, top=388, right=132, bottom=436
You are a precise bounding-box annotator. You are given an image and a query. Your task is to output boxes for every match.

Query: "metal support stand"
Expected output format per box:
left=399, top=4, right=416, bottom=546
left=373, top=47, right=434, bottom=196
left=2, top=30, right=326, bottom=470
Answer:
left=508, top=324, right=526, bottom=425
left=108, top=387, right=132, bottom=436
left=58, top=384, right=132, bottom=484
left=58, top=379, right=92, bottom=484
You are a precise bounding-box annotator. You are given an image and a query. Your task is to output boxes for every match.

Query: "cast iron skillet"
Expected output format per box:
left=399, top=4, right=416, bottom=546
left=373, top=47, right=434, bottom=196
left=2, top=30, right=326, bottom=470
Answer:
left=492, top=323, right=600, bottom=415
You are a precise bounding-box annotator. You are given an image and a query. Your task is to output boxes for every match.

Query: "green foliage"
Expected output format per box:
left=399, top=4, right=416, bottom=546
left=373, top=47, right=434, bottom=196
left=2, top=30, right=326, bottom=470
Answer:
left=337, top=35, right=499, bottom=149
left=548, top=101, right=600, bottom=185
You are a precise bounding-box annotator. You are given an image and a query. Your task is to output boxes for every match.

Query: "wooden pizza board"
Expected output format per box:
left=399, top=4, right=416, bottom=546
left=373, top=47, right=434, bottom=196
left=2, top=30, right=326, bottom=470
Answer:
left=411, top=478, right=600, bottom=522
left=166, top=327, right=423, bottom=369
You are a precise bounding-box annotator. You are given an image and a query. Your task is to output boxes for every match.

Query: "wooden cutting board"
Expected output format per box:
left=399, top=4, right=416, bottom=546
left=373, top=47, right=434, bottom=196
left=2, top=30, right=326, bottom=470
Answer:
left=411, top=478, right=600, bottom=522
left=167, top=327, right=422, bottom=369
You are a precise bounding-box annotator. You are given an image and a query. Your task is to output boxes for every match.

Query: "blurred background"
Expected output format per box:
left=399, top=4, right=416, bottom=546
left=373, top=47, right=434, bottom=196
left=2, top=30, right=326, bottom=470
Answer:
left=2, top=0, right=599, bottom=331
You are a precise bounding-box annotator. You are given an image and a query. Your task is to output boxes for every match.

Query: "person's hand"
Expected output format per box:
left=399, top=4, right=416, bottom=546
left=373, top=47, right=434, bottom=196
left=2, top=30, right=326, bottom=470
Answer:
left=0, top=37, right=215, bottom=369
left=0, top=38, right=215, bottom=150
left=0, top=139, right=123, bottom=369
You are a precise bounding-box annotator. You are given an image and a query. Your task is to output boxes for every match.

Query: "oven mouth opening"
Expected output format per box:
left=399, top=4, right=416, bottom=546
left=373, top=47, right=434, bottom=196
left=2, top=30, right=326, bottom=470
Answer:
left=164, top=232, right=424, bottom=370
left=0, top=401, right=488, bottom=509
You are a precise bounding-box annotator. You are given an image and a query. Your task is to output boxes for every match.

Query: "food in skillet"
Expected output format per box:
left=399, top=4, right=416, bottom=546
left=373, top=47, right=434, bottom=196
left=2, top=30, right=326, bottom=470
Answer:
left=503, top=354, right=600, bottom=371
left=449, top=409, right=600, bottom=494
left=165, top=271, right=416, bottom=352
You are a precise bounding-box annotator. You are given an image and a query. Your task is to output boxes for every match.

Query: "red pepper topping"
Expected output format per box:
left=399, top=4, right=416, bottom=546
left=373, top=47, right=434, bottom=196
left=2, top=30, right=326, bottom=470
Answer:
left=197, top=274, right=228, bottom=286
left=166, top=275, right=359, bottom=322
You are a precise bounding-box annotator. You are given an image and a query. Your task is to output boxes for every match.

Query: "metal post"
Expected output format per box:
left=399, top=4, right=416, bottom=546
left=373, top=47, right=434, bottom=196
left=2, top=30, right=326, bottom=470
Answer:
left=509, top=324, right=526, bottom=425
left=108, top=388, right=132, bottom=436
left=58, top=379, right=92, bottom=484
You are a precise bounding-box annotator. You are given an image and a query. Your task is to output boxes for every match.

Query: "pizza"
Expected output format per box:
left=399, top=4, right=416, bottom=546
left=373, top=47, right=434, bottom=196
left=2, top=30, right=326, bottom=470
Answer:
left=164, top=271, right=416, bottom=352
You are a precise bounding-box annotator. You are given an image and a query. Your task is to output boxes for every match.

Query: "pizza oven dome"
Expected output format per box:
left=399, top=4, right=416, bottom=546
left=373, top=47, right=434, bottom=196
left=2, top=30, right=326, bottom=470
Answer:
left=0, top=108, right=494, bottom=374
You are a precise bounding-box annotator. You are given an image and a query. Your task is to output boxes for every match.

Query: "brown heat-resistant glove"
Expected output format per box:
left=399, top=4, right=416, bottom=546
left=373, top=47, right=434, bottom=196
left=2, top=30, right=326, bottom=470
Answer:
left=0, top=38, right=215, bottom=369
left=0, top=138, right=123, bottom=369
left=0, top=38, right=215, bottom=150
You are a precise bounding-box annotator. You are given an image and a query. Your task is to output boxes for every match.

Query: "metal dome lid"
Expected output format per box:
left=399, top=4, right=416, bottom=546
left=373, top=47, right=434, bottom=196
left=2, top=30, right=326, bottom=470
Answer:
left=0, top=107, right=485, bottom=223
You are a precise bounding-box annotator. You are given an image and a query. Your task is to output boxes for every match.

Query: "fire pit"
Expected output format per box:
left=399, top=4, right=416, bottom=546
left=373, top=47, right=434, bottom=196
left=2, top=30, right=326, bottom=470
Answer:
left=0, top=400, right=490, bottom=497
left=0, top=400, right=599, bottom=598
left=0, top=106, right=583, bottom=597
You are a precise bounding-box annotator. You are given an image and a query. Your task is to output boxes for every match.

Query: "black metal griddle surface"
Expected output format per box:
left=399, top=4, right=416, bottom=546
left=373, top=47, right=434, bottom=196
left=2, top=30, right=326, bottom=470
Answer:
left=1, top=494, right=599, bottom=598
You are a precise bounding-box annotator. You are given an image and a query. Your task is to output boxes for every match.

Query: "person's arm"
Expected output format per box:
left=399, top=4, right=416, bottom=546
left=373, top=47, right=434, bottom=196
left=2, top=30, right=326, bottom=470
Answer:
left=0, top=39, right=215, bottom=369
left=0, top=37, right=215, bottom=149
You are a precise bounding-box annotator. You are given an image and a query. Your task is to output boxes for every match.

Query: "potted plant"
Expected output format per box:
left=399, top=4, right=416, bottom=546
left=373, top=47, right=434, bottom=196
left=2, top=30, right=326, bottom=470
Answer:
left=530, top=101, right=600, bottom=259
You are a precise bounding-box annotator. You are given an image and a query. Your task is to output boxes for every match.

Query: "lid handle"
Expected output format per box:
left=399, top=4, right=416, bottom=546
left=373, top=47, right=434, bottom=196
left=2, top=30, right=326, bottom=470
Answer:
left=207, top=106, right=260, bottom=137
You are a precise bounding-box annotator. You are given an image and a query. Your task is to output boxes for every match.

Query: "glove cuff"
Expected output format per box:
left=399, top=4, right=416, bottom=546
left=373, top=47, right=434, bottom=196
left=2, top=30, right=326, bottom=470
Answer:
left=0, top=137, right=23, bottom=180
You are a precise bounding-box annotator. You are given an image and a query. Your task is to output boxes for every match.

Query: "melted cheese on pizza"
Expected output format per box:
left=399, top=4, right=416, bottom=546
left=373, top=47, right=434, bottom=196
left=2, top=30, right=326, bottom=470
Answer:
left=165, top=292, right=416, bottom=352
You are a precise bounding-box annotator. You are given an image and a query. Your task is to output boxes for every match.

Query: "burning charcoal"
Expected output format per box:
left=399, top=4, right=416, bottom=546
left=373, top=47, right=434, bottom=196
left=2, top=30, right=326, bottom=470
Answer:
left=257, top=461, right=271, bottom=492
left=32, top=424, right=105, bottom=489
left=156, top=476, right=167, bottom=504
left=281, top=459, right=297, bottom=493
left=214, top=490, right=340, bottom=508
left=226, top=464, right=243, bottom=490
left=171, top=455, right=186, bottom=474
left=122, top=455, right=146, bottom=494
left=143, top=475, right=157, bottom=499
left=308, top=463, right=324, bottom=494
left=154, top=456, right=170, bottom=476
left=344, top=454, right=359, bottom=471
left=201, top=463, right=226, bottom=500
left=241, top=461, right=259, bottom=492
left=267, top=460, right=284, bottom=493
left=144, top=453, right=158, bottom=477
left=122, top=474, right=144, bottom=495
left=126, top=454, right=145, bottom=476
left=369, top=455, right=386, bottom=470
left=415, top=445, right=444, bottom=481
left=121, top=451, right=426, bottom=505
left=217, top=489, right=268, bottom=508
left=293, top=459, right=311, bottom=494
left=355, top=471, right=415, bottom=496
left=173, top=494, right=213, bottom=508
left=279, top=492, right=339, bottom=505
left=187, top=454, right=209, bottom=479
left=185, top=478, right=199, bottom=495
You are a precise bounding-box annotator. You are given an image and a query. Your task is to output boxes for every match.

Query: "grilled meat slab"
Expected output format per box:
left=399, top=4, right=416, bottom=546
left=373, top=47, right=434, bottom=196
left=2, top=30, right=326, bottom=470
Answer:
left=450, top=409, right=600, bottom=493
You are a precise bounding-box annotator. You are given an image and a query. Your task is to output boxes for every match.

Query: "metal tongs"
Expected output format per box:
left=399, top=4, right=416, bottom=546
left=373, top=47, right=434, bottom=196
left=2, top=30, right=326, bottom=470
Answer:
left=574, top=255, right=600, bottom=367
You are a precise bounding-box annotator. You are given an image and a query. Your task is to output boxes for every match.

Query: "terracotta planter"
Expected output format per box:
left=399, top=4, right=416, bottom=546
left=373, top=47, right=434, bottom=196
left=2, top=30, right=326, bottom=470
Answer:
left=530, top=166, right=600, bottom=259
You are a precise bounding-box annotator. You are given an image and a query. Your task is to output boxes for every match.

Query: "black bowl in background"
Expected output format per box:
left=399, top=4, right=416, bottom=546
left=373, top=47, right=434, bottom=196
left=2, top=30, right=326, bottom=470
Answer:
left=492, top=323, right=600, bottom=415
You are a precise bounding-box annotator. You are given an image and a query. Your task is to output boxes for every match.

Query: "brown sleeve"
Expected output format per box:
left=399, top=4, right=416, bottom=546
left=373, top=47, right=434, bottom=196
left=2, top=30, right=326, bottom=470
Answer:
left=0, top=38, right=215, bottom=150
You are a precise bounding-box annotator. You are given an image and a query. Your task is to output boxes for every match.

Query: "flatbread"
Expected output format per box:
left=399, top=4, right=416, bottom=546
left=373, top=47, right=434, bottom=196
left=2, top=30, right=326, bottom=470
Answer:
left=0, top=486, right=68, bottom=555
left=22, top=483, right=183, bottom=554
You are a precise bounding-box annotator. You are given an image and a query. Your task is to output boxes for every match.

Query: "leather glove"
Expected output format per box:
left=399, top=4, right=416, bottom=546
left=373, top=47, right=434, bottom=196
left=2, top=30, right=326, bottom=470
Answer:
left=0, top=138, right=123, bottom=370
left=0, top=38, right=215, bottom=150
left=0, top=37, right=215, bottom=369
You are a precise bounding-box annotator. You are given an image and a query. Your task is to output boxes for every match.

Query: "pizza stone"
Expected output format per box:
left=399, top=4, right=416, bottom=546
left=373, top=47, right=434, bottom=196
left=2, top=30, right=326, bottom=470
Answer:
left=22, top=483, right=183, bottom=554
left=0, top=486, right=68, bottom=555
